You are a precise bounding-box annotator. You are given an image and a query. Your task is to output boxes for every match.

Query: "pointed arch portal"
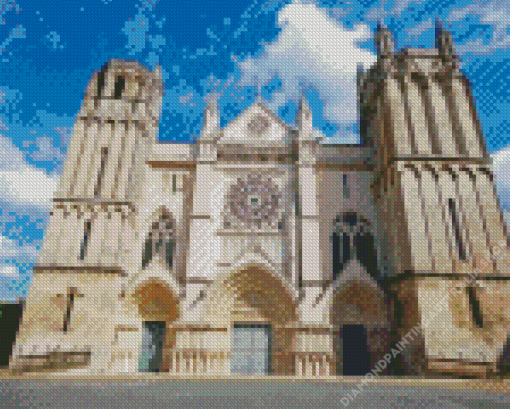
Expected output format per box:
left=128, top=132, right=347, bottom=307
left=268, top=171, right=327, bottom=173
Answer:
left=133, top=280, right=180, bottom=373
left=224, top=266, right=297, bottom=376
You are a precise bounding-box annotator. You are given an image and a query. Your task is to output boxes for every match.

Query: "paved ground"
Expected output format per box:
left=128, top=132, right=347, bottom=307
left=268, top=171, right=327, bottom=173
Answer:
left=1, top=374, right=510, bottom=408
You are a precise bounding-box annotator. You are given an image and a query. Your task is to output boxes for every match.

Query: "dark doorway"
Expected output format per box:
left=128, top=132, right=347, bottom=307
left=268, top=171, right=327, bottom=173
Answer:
left=0, top=302, right=23, bottom=367
left=499, top=336, right=510, bottom=375
left=342, top=325, right=371, bottom=376
left=139, top=321, right=166, bottom=373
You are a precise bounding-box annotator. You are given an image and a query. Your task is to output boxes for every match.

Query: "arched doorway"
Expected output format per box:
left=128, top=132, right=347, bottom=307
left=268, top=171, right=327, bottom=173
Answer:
left=329, top=260, right=392, bottom=376
left=342, top=324, right=371, bottom=375
left=223, top=266, right=297, bottom=376
left=132, top=279, right=180, bottom=373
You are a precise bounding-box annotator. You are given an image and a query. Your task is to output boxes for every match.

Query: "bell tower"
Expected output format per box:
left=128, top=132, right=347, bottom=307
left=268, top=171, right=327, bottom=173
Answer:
left=366, top=21, right=510, bottom=377
left=39, top=60, right=163, bottom=271
left=11, top=60, right=164, bottom=373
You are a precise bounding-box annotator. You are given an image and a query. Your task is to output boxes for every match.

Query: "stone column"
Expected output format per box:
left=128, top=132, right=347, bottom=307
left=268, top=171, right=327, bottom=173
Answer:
left=101, top=208, right=115, bottom=266
left=458, top=168, right=492, bottom=264
left=102, top=121, right=124, bottom=200
left=474, top=167, right=508, bottom=261
left=435, top=169, right=457, bottom=271
left=418, top=165, right=450, bottom=272
left=58, top=120, right=85, bottom=198
left=87, top=206, right=106, bottom=266
left=74, top=121, right=99, bottom=197
left=39, top=206, right=65, bottom=265
left=298, top=163, right=320, bottom=283
left=85, top=121, right=110, bottom=198
left=424, top=77, right=457, bottom=156
left=384, top=77, right=412, bottom=156
left=450, top=78, right=483, bottom=157
left=402, top=76, right=432, bottom=155
left=399, top=166, right=432, bottom=271
left=60, top=205, right=80, bottom=265
left=116, top=121, right=137, bottom=200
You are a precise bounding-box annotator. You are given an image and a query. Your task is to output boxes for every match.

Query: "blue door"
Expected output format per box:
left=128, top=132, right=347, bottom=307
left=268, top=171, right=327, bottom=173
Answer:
left=231, top=324, right=271, bottom=375
left=139, top=321, right=166, bottom=372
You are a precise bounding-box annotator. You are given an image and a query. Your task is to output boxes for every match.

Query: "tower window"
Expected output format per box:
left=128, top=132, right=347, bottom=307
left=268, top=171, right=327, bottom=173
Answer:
left=114, top=76, right=126, bottom=99
left=332, top=231, right=350, bottom=281
left=142, top=214, right=174, bottom=270
left=62, top=287, right=83, bottom=333
left=97, top=71, right=106, bottom=98
left=448, top=198, right=466, bottom=261
left=79, top=221, right=92, bottom=261
left=343, top=175, right=350, bottom=199
left=94, top=147, right=108, bottom=197
left=172, top=174, right=177, bottom=193
left=467, top=286, right=484, bottom=328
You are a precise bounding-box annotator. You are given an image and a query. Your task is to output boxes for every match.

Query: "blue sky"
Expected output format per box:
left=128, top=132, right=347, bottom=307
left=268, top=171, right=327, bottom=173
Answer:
left=1, top=0, right=510, bottom=301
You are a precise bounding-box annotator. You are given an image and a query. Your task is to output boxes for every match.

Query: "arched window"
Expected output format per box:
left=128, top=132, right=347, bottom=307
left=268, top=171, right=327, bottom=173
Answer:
left=332, top=231, right=350, bottom=281
left=354, top=231, right=378, bottom=280
left=97, top=70, right=106, bottom=99
left=142, top=213, right=175, bottom=270
left=448, top=198, right=466, bottom=261
left=332, top=213, right=378, bottom=281
left=93, top=147, right=108, bottom=197
left=79, top=220, right=92, bottom=261
left=114, top=76, right=125, bottom=99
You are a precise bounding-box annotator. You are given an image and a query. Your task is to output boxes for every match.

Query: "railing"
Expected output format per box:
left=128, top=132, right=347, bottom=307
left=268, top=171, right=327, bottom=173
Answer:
left=295, top=352, right=334, bottom=377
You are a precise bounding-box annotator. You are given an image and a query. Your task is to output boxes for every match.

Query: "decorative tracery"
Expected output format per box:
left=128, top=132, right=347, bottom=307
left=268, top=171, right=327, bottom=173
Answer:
left=332, top=212, right=378, bottom=281
left=224, top=174, right=284, bottom=230
left=142, top=212, right=175, bottom=270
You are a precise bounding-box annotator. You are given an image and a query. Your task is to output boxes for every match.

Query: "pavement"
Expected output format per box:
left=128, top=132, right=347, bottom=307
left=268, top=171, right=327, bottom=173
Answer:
left=1, top=373, right=510, bottom=408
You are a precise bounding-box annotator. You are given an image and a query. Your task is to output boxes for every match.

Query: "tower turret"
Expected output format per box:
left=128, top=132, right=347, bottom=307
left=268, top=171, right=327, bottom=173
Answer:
left=435, top=17, right=458, bottom=69
left=201, top=93, right=220, bottom=139
left=374, top=22, right=394, bottom=57
left=297, top=94, right=313, bottom=136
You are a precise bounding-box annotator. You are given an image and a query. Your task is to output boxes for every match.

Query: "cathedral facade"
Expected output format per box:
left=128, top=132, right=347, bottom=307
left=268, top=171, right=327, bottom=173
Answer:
left=10, top=23, right=510, bottom=378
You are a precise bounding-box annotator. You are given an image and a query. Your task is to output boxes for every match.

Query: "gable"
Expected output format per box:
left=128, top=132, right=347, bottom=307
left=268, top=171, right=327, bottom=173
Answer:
left=220, top=103, right=294, bottom=146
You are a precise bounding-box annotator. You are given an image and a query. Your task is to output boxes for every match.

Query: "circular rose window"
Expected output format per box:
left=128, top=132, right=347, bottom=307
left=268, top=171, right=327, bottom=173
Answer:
left=226, top=174, right=283, bottom=229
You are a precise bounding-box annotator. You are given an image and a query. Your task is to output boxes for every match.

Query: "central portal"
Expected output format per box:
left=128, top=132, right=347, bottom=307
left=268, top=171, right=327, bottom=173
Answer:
left=342, top=324, right=371, bottom=376
left=231, top=324, right=271, bottom=375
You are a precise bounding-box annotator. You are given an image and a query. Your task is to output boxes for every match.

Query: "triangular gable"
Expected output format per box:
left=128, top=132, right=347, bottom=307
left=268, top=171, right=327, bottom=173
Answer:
left=220, top=102, right=293, bottom=144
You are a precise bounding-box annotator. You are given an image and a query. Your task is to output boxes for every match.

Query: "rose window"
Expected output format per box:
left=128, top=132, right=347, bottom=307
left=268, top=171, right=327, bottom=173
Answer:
left=225, top=174, right=283, bottom=229
left=247, top=115, right=270, bottom=136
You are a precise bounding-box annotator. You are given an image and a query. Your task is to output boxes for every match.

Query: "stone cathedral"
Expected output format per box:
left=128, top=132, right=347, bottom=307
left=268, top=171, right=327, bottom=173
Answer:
left=10, top=23, right=510, bottom=378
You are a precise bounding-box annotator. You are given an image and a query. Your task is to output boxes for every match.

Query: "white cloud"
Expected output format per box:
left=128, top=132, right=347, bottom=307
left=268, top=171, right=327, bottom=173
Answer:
left=403, top=17, right=434, bottom=43
left=0, top=265, right=18, bottom=277
left=0, top=235, right=38, bottom=276
left=363, top=0, right=424, bottom=21
left=0, top=136, right=59, bottom=208
left=491, top=146, right=510, bottom=210
left=446, top=1, right=510, bottom=55
left=237, top=2, right=377, bottom=126
left=0, top=116, right=8, bottom=131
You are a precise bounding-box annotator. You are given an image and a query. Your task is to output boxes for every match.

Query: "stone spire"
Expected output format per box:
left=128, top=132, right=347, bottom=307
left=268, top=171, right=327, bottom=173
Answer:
left=202, top=93, right=220, bottom=137
left=435, top=17, right=456, bottom=59
left=297, top=93, right=313, bottom=135
left=374, top=21, right=394, bottom=56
